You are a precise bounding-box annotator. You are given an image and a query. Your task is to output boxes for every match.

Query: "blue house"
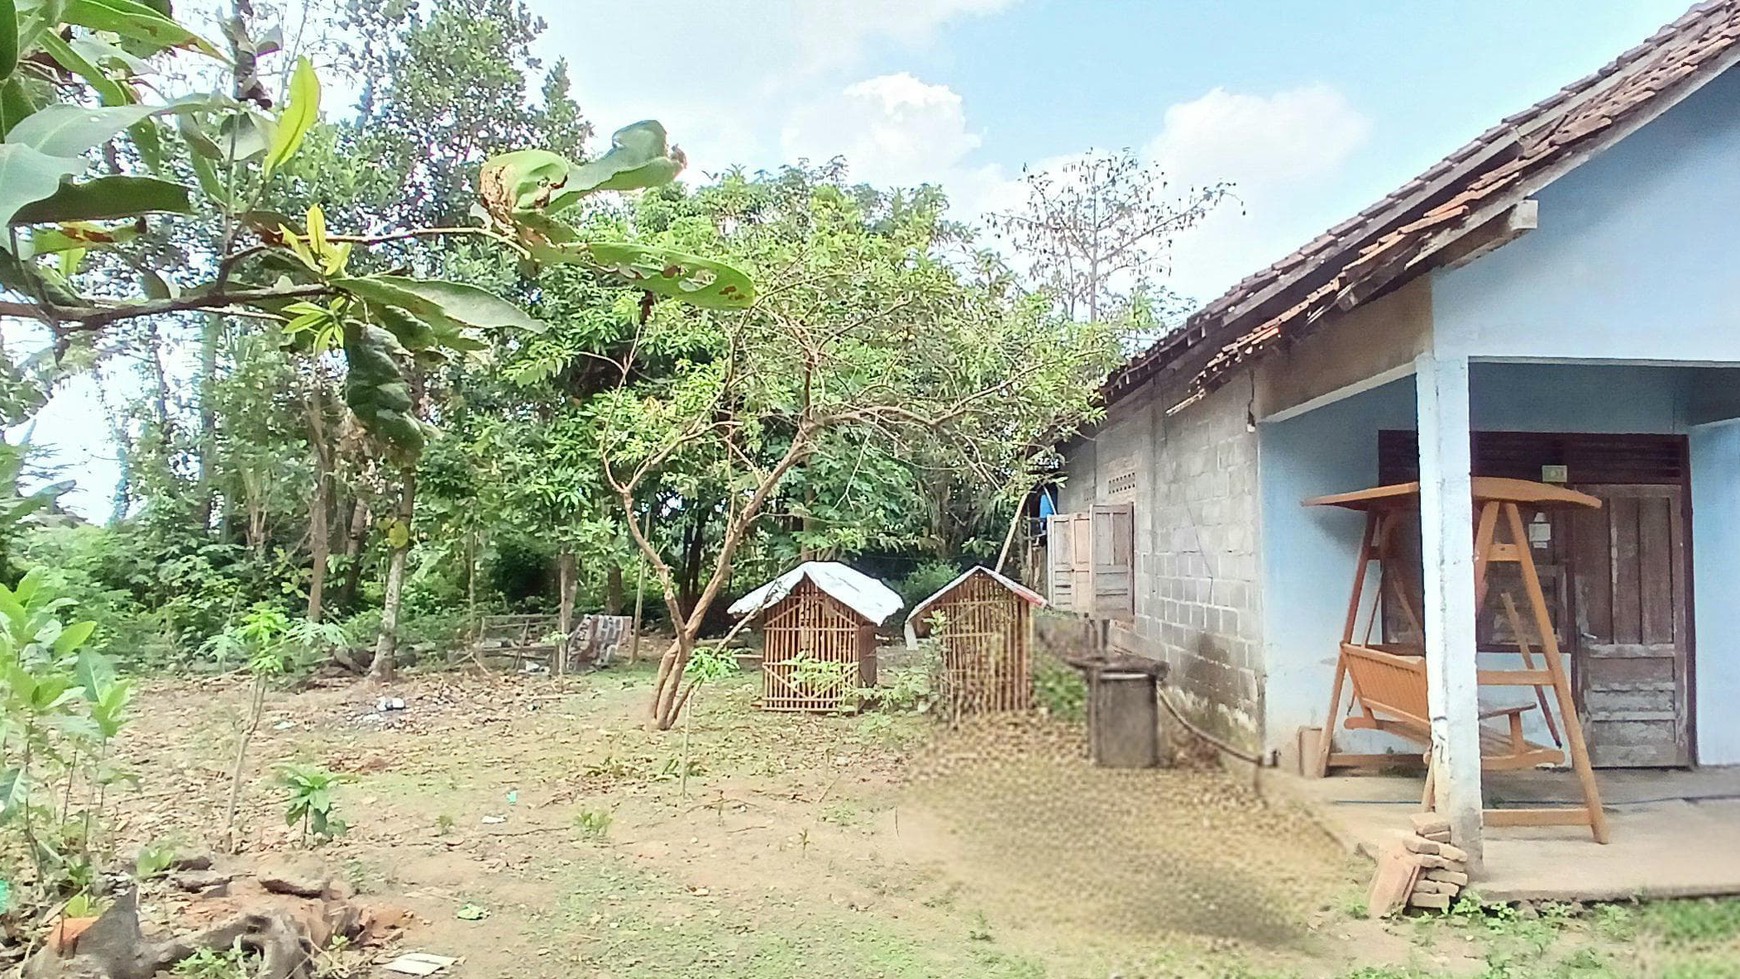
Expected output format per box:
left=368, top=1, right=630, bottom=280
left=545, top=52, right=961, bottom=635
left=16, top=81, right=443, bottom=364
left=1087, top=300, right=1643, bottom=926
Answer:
left=1055, top=1, right=1740, bottom=877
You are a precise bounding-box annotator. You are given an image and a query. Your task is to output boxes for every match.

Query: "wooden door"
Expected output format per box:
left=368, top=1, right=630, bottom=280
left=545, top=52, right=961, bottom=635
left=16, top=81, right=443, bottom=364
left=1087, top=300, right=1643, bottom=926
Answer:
left=1566, top=484, right=1691, bottom=767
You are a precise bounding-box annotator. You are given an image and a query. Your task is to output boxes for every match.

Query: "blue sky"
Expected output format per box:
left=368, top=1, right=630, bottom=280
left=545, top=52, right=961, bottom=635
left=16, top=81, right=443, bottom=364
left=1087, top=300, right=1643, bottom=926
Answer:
left=550, top=0, right=1691, bottom=301
left=13, top=0, right=1701, bottom=518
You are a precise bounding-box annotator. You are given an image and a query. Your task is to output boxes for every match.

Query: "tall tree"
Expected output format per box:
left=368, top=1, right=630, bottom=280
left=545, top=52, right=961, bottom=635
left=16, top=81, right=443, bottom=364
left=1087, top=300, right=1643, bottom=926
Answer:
left=993, top=150, right=1229, bottom=325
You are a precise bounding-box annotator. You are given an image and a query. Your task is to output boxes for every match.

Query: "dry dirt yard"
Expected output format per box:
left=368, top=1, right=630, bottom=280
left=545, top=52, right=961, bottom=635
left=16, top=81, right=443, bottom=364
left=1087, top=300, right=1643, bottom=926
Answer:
left=105, top=663, right=1740, bottom=979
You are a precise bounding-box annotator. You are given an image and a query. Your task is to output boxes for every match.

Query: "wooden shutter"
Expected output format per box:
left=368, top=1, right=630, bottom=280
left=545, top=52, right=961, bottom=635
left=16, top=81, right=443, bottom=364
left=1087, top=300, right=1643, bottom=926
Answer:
left=1046, top=504, right=1134, bottom=620
left=1047, top=512, right=1092, bottom=611
left=1090, top=503, right=1134, bottom=620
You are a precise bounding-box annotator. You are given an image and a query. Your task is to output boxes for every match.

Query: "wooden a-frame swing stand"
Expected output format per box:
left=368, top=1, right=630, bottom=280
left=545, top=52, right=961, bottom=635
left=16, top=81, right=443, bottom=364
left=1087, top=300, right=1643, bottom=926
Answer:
left=1307, top=477, right=1609, bottom=844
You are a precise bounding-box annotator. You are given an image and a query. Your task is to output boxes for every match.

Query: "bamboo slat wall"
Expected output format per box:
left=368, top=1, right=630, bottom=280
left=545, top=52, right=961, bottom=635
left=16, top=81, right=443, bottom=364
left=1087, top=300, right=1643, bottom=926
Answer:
left=760, top=580, right=876, bottom=712
left=930, top=574, right=1033, bottom=714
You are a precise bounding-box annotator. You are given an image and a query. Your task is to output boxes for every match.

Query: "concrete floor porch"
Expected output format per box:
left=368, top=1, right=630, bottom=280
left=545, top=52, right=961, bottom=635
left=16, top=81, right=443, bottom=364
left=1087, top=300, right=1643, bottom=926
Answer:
left=1261, top=766, right=1740, bottom=903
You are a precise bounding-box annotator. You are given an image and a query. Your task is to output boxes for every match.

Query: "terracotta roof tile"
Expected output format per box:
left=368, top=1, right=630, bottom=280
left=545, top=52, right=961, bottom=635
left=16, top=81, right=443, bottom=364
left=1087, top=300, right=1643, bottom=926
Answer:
left=1107, top=0, right=1740, bottom=410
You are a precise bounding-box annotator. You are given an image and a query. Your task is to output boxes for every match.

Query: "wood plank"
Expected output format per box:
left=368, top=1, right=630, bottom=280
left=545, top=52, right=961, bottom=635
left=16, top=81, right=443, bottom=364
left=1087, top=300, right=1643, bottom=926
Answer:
left=1484, top=807, right=1597, bottom=828
left=1638, top=495, right=1674, bottom=645
left=1610, top=495, right=1642, bottom=646
left=1569, top=502, right=1613, bottom=651
left=1477, top=670, right=1554, bottom=686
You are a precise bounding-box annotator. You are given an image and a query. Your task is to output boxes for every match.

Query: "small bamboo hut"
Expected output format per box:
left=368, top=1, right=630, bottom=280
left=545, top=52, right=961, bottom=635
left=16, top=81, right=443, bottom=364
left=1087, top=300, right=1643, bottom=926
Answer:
left=905, top=566, right=1046, bottom=714
left=728, top=562, right=903, bottom=712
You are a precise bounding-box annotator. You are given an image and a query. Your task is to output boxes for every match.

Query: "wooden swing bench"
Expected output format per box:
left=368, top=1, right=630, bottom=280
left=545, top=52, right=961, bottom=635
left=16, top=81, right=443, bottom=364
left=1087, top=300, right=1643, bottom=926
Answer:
left=1339, top=643, right=1563, bottom=773
left=1308, top=477, right=1610, bottom=843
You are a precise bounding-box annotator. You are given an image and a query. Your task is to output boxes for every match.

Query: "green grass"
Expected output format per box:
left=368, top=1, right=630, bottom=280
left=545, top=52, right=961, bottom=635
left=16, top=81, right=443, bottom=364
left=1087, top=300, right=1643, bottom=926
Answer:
left=538, top=856, right=1049, bottom=979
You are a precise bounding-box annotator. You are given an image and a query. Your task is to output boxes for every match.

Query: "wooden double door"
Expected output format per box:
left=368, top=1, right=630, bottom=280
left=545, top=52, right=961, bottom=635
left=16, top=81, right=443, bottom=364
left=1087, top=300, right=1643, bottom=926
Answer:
left=1379, top=432, right=1695, bottom=768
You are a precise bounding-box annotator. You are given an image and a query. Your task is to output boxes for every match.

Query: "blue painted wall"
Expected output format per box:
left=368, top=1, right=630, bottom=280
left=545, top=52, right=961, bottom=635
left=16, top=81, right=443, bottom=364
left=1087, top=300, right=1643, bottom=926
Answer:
left=1433, top=67, right=1740, bottom=364
left=1260, top=362, right=1740, bottom=759
left=1690, top=422, right=1740, bottom=765
left=1259, top=377, right=1416, bottom=753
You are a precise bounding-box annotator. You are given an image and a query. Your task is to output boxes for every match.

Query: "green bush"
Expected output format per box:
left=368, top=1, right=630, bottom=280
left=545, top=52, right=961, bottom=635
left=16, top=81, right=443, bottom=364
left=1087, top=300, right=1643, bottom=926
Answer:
left=1032, top=654, right=1086, bottom=722
left=895, top=561, right=965, bottom=613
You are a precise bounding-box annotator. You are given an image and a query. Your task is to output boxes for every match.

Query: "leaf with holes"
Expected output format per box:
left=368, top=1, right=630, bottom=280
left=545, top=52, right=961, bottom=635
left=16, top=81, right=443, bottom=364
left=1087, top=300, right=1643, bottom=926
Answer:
left=9, top=175, right=190, bottom=225
left=584, top=242, right=754, bottom=310
left=549, top=120, right=684, bottom=210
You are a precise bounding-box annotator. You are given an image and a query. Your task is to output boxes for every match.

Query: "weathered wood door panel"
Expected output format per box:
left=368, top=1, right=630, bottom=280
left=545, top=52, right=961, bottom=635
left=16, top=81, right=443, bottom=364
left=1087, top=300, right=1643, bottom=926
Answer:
left=1046, top=504, right=1134, bottom=619
left=1568, top=484, right=1690, bottom=768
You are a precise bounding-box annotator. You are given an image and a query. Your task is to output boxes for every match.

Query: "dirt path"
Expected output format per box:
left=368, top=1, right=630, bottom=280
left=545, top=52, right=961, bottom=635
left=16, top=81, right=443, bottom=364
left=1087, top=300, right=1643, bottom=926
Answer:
left=106, top=665, right=1463, bottom=978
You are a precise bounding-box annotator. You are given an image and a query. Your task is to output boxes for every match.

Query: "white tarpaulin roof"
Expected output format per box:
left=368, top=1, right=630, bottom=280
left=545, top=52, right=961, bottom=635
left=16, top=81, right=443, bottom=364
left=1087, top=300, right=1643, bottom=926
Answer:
left=726, top=561, right=904, bottom=625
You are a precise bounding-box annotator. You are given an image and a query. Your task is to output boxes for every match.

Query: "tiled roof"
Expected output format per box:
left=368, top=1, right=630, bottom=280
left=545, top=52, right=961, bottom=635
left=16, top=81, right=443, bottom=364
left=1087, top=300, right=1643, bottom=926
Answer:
left=1108, top=0, right=1740, bottom=414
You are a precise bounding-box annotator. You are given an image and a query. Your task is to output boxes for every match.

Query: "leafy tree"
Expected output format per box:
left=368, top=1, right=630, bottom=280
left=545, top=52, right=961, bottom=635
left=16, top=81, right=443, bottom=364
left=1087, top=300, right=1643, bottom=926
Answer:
left=0, top=0, right=750, bottom=679
left=589, top=170, right=1121, bottom=729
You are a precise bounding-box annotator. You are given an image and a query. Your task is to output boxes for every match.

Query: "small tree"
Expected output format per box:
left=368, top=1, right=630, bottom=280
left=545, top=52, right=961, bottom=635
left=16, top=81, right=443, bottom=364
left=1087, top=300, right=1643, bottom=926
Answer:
left=993, top=150, right=1230, bottom=326
left=596, top=176, right=1121, bottom=730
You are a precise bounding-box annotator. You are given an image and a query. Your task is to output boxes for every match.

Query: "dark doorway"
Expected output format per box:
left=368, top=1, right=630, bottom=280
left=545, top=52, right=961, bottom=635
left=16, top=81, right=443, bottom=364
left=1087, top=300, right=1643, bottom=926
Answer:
left=1378, top=430, right=1695, bottom=768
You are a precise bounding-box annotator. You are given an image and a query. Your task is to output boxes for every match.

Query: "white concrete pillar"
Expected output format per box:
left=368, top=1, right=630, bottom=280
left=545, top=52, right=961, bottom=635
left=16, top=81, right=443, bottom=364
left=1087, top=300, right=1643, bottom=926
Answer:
left=1414, top=353, right=1485, bottom=870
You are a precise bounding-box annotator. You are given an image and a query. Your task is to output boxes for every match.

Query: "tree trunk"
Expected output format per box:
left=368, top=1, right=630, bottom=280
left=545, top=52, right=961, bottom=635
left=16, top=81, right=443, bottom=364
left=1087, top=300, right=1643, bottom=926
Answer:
left=336, top=499, right=369, bottom=612
left=556, top=546, right=577, bottom=674
left=604, top=562, right=624, bottom=616
left=369, top=469, right=416, bottom=681
left=192, top=315, right=222, bottom=530
left=305, top=380, right=333, bottom=622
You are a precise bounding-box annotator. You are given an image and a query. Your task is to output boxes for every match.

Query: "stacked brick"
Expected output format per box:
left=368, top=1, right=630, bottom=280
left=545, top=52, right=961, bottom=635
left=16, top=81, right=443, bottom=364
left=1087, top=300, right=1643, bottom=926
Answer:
left=1367, top=812, right=1472, bottom=917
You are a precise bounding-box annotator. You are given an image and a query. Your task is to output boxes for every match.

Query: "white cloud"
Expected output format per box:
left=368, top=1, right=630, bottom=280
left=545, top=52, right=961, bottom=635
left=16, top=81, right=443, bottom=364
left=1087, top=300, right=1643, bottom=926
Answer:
left=787, top=0, right=1019, bottom=76
left=776, top=78, right=1373, bottom=307
left=1141, top=85, right=1372, bottom=302
left=781, top=73, right=980, bottom=186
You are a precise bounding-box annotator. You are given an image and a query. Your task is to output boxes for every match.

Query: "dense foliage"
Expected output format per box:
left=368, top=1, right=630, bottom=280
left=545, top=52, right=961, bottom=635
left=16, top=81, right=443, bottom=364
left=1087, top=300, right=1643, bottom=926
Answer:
left=0, top=0, right=1202, bottom=711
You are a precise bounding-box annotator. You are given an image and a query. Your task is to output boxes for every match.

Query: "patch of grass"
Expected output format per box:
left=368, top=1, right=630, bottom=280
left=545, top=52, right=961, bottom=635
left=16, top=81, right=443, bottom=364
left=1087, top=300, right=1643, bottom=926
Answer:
left=1636, top=898, right=1740, bottom=945
left=819, top=802, right=861, bottom=828
left=573, top=808, right=613, bottom=841
left=545, top=858, right=1048, bottom=979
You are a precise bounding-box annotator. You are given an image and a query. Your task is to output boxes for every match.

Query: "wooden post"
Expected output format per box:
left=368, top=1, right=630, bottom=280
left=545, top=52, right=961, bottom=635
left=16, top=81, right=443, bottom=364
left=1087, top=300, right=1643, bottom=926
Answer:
left=630, top=554, right=646, bottom=664
left=1414, top=353, right=1485, bottom=871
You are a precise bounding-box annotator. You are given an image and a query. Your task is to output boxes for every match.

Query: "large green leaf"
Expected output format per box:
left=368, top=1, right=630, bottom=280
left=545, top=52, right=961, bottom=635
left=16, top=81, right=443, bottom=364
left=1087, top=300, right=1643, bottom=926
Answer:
left=0, top=144, right=82, bottom=233
left=332, top=275, right=548, bottom=335
left=479, top=149, right=569, bottom=216
left=1, top=0, right=18, bottom=84
left=0, top=77, right=37, bottom=137
left=4, top=103, right=157, bottom=156
left=63, top=0, right=218, bottom=56
left=584, top=242, right=755, bottom=310
left=37, top=31, right=130, bottom=107
left=10, top=174, right=188, bottom=225
left=261, top=56, right=317, bottom=179
left=551, top=120, right=684, bottom=210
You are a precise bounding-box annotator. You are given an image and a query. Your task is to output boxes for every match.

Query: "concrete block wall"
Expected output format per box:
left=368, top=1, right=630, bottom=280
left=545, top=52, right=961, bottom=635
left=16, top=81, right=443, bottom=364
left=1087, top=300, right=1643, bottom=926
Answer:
left=1058, top=380, right=1265, bottom=753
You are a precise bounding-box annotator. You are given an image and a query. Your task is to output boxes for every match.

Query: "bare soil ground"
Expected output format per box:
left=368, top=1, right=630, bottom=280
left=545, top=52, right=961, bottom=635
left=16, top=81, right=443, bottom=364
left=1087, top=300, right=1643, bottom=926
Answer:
left=102, top=664, right=1736, bottom=979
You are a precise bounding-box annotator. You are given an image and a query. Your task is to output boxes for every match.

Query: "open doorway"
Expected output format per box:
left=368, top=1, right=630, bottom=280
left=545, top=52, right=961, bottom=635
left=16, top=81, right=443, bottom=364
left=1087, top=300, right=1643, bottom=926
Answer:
left=1378, top=431, right=1694, bottom=768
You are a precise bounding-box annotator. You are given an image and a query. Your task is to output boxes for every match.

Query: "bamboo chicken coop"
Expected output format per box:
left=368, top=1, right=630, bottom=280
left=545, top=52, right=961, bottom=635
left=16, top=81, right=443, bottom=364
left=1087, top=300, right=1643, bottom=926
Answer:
left=1305, top=476, right=1608, bottom=843
left=728, top=562, right=903, bottom=713
left=905, top=567, right=1046, bottom=714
